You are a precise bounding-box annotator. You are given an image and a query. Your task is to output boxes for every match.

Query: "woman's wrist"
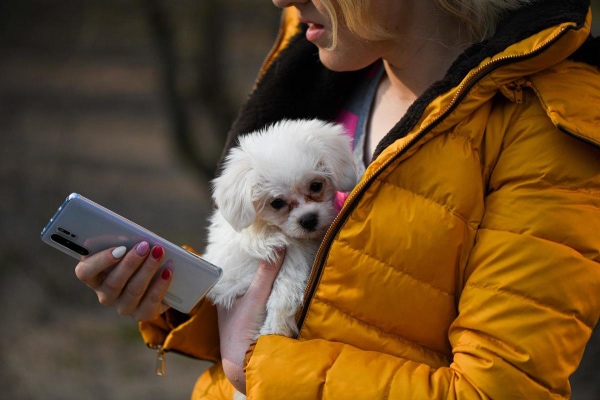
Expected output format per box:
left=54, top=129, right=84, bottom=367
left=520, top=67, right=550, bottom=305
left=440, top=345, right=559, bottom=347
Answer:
left=222, top=358, right=246, bottom=394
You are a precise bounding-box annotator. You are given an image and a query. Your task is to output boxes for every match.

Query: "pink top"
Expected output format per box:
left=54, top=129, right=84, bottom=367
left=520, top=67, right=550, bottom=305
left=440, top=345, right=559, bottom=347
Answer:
left=333, top=110, right=359, bottom=211
left=332, top=62, right=384, bottom=212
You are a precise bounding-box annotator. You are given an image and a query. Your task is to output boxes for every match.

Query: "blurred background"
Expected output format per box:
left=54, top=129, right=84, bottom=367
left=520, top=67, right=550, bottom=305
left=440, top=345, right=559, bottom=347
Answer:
left=1, top=0, right=279, bottom=398
left=1, top=1, right=598, bottom=399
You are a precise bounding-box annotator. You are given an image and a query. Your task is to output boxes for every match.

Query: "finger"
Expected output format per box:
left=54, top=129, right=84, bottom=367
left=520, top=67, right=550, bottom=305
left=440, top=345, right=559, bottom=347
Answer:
left=217, top=247, right=286, bottom=333
left=216, top=250, right=285, bottom=395
left=116, top=246, right=166, bottom=316
left=75, top=245, right=127, bottom=288
left=97, top=242, right=152, bottom=306
left=132, top=264, right=173, bottom=322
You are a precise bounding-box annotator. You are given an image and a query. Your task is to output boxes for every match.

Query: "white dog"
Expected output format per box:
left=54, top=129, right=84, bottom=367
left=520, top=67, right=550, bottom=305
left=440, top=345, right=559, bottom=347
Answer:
left=205, top=119, right=358, bottom=339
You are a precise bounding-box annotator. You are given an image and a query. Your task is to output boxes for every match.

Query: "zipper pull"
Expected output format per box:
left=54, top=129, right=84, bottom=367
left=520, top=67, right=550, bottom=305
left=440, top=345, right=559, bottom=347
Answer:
left=507, top=78, right=532, bottom=104
left=513, top=82, right=523, bottom=104
left=155, top=345, right=166, bottom=376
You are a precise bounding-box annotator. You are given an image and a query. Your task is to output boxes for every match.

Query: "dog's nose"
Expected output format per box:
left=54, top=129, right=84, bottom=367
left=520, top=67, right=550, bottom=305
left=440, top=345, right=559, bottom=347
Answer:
left=299, top=213, right=319, bottom=232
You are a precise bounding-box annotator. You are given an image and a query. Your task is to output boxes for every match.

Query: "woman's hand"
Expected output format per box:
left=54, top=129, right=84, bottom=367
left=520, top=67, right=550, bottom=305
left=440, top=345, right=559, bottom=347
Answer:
left=74, top=241, right=172, bottom=321
left=217, top=247, right=286, bottom=394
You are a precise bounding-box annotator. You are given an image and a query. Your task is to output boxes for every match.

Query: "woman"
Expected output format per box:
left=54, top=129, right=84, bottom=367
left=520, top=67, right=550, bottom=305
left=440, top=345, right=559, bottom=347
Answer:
left=76, top=0, right=600, bottom=398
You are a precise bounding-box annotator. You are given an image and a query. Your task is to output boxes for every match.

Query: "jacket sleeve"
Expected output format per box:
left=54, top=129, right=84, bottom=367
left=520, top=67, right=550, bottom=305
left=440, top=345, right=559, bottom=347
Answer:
left=139, top=296, right=221, bottom=362
left=139, top=243, right=221, bottom=361
left=244, top=99, right=600, bottom=398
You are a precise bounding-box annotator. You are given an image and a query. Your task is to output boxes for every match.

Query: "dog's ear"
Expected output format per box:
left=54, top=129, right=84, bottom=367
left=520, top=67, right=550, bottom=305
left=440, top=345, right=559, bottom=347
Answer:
left=313, top=122, right=358, bottom=192
left=211, top=147, right=256, bottom=232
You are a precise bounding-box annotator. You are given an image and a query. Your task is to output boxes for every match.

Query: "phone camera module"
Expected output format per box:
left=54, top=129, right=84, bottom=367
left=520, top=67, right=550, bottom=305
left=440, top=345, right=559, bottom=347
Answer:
left=58, top=227, right=77, bottom=238
left=50, top=234, right=89, bottom=256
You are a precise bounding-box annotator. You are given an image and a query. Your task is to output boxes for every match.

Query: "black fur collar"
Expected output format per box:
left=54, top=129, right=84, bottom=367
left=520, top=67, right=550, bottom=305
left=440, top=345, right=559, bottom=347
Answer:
left=222, top=0, right=592, bottom=168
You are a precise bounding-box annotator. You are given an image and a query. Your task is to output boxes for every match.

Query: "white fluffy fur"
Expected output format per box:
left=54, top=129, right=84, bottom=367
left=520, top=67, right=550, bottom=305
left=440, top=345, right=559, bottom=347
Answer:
left=205, top=119, right=358, bottom=338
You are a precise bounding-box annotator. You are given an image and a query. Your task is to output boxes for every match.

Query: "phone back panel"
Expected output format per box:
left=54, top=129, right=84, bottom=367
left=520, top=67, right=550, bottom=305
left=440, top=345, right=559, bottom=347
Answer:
left=41, top=193, right=221, bottom=313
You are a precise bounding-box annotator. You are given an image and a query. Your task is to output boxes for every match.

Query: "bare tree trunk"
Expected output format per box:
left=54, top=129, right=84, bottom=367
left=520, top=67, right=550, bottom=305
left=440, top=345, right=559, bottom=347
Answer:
left=143, top=0, right=232, bottom=179
left=196, top=0, right=236, bottom=137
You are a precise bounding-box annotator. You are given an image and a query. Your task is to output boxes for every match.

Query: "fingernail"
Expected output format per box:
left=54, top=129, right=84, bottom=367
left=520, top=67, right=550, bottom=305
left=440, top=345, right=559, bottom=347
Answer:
left=112, top=246, right=127, bottom=259
left=275, top=246, right=285, bottom=255
left=136, top=241, right=150, bottom=256
left=151, top=246, right=164, bottom=260
left=161, top=268, right=171, bottom=280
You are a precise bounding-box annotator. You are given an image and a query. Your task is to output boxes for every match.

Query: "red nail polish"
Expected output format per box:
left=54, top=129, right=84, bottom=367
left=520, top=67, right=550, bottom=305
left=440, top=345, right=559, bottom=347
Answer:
left=152, top=246, right=164, bottom=259
left=161, top=268, right=171, bottom=280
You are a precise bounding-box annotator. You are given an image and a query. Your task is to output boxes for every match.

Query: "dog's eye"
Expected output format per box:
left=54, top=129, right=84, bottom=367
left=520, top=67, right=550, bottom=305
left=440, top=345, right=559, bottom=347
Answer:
left=270, top=199, right=286, bottom=210
left=310, top=181, right=323, bottom=193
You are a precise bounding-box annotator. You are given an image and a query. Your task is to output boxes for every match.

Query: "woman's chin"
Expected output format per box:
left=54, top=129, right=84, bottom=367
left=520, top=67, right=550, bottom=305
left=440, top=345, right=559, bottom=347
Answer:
left=317, top=49, right=376, bottom=72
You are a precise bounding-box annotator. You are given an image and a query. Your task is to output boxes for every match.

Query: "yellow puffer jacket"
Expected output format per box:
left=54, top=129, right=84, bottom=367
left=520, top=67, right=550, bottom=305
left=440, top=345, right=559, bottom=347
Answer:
left=141, top=2, right=600, bottom=399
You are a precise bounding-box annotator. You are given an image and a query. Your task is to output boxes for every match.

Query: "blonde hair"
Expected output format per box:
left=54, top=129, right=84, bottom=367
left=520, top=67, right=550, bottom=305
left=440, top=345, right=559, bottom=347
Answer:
left=433, top=0, right=534, bottom=40
left=320, top=0, right=534, bottom=44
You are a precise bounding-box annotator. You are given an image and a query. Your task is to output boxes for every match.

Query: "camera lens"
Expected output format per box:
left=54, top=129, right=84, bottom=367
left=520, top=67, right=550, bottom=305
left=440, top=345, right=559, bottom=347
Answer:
left=50, top=234, right=90, bottom=256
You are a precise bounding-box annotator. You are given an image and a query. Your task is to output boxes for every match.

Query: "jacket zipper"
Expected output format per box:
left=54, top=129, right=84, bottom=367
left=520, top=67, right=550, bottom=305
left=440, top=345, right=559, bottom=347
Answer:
left=295, top=22, right=579, bottom=332
left=506, top=78, right=533, bottom=104
left=153, top=344, right=167, bottom=376
left=151, top=343, right=219, bottom=376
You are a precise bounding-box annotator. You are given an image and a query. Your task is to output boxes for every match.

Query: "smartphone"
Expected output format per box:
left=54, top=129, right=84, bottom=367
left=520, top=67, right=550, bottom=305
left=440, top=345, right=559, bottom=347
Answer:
left=41, top=193, right=221, bottom=313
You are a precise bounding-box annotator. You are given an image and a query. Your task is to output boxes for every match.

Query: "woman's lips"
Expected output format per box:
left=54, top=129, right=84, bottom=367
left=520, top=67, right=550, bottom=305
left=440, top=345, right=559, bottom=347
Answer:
left=305, top=22, right=325, bottom=42
left=300, top=17, right=326, bottom=43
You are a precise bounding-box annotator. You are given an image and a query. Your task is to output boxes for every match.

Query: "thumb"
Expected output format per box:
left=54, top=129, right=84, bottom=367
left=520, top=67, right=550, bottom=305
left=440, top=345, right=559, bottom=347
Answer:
left=244, top=247, right=286, bottom=303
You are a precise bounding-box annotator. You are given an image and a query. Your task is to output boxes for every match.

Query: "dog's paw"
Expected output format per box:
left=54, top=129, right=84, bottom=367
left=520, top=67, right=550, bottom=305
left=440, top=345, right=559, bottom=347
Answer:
left=233, top=390, right=247, bottom=400
left=259, top=317, right=298, bottom=337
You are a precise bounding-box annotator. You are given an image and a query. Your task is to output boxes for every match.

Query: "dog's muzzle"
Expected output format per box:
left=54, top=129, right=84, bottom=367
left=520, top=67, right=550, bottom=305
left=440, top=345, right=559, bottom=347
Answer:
left=299, top=213, right=319, bottom=232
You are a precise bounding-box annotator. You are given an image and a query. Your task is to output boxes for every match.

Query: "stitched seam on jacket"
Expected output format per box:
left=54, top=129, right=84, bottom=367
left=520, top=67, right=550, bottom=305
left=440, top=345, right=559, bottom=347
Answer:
left=378, top=179, right=481, bottom=230
left=337, top=238, right=455, bottom=297
left=539, top=179, right=600, bottom=198
left=465, top=282, right=595, bottom=330
left=313, top=296, right=451, bottom=359
left=478, top=226, right=600, bottom=264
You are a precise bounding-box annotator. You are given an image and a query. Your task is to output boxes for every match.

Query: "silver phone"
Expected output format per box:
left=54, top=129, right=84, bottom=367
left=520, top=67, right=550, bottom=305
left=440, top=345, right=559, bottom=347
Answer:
left=41, top=193, right=221, bottom=313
